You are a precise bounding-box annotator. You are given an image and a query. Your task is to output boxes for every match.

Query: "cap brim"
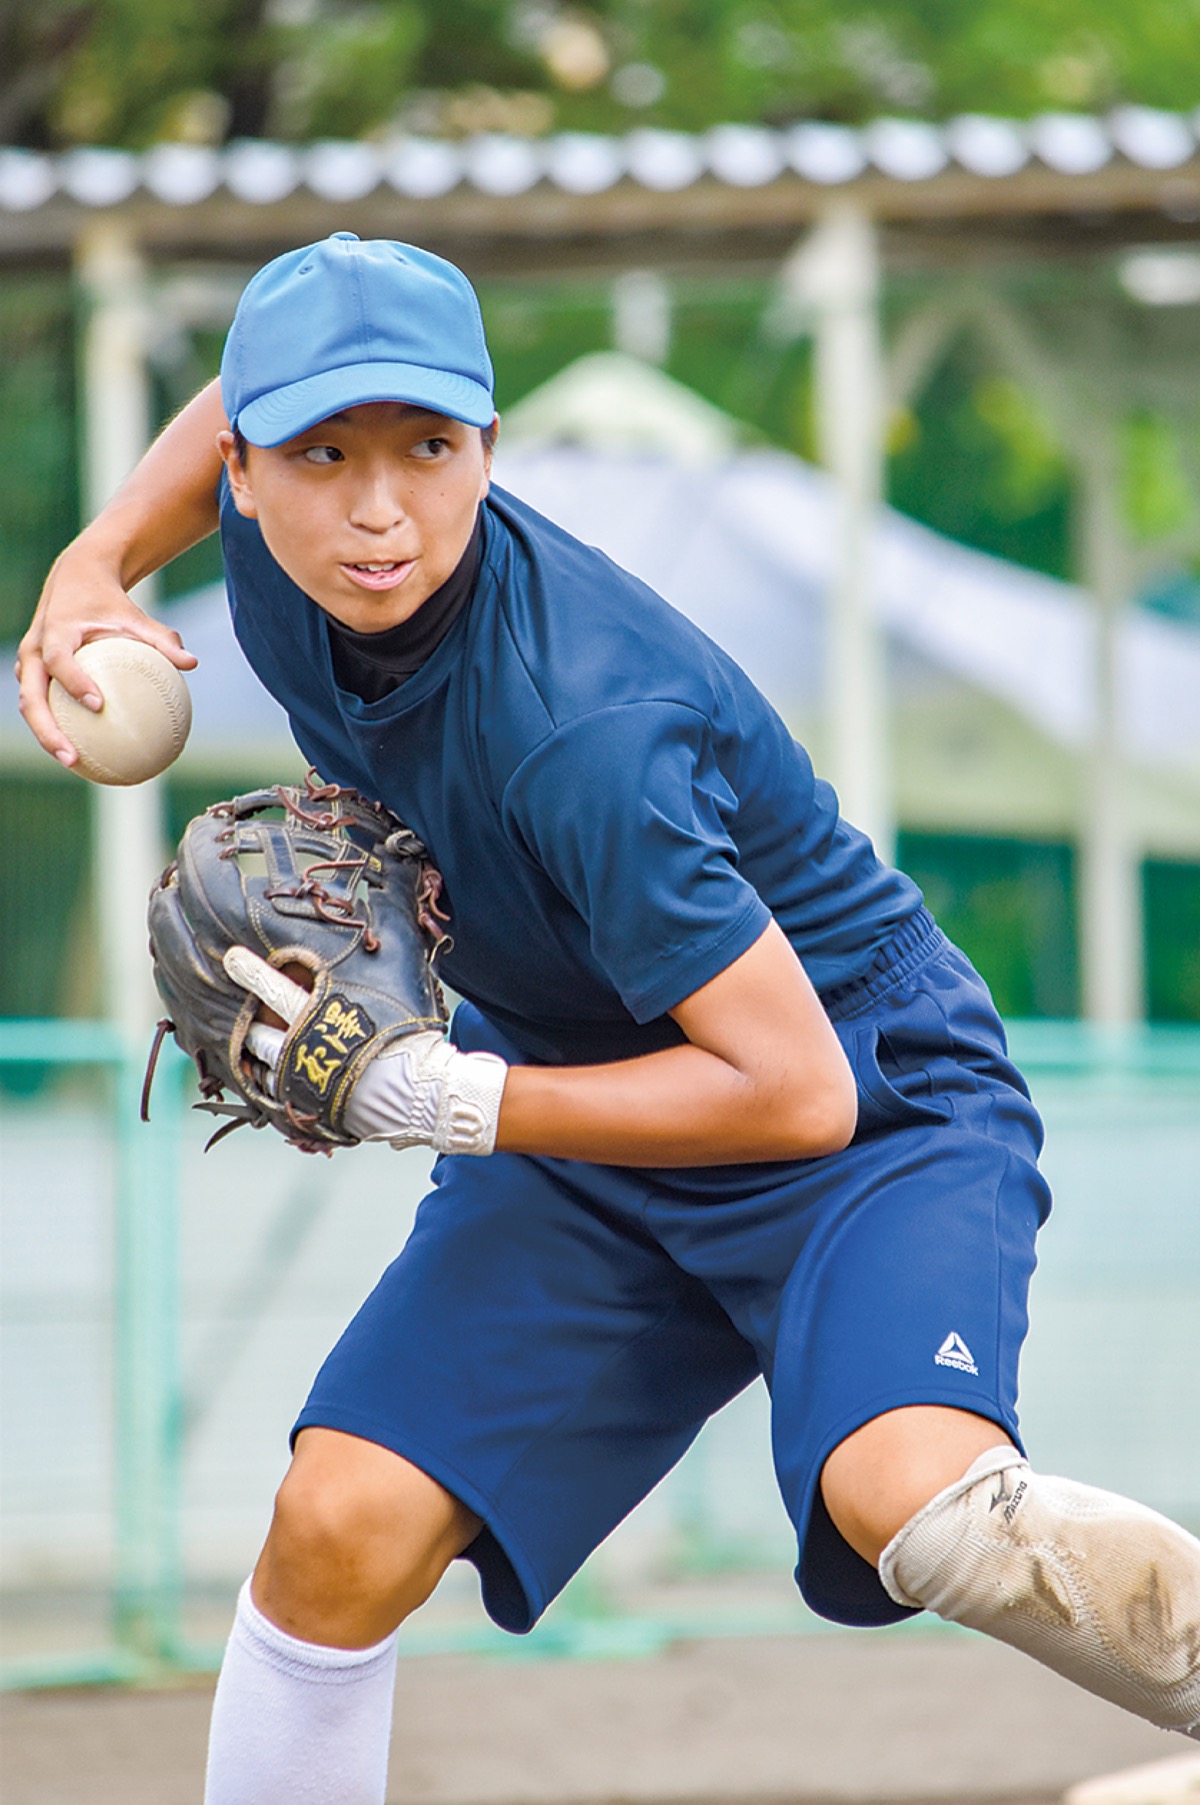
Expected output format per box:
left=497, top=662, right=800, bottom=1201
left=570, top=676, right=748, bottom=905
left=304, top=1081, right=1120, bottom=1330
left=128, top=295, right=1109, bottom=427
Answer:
left=236, top=361, right=495, bottom=445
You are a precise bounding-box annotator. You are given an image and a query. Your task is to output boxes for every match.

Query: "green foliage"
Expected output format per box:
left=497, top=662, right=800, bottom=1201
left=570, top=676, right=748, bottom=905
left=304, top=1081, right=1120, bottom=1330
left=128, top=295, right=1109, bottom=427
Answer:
left=481, top=282, right=613, bottom=412
left=32, top=0, right=277, bottom=148
left=897, top=831, right=1080, bottom=1018
left=0, top=279, right=80, bottom=644
left=888, top=335, right=1073, bottom=580
left=0, top=772, right=93, bottom=1018
left=972, top=378, right=1067, bottom=519
left=3, top=0, right=1199, bottom=149
left=1144, top=861, right=1200, bottom=1023
left=482, top=274, right=817, bottom=461
left=418, top=0, right=546, bottom=94
left=668, top=286, right=815, bottom=458
left=0, top=768, right=280, bottom=1021
left=270, top=3, right=427, bottom=143
left=1122, top=413, right=1195, bottom=545
left=532, top=0, right=1200, bottom=133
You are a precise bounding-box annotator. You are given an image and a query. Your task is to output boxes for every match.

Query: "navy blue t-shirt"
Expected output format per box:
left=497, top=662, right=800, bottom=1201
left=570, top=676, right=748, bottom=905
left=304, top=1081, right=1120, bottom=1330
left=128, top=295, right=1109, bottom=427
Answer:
left=220, top=480, right=921, bottom=1065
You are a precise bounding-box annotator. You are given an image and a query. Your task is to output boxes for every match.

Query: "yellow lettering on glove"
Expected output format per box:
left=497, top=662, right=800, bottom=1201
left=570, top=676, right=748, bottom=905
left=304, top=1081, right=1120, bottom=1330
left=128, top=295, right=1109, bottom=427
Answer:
left=292, top=997, right=372, bottom=1095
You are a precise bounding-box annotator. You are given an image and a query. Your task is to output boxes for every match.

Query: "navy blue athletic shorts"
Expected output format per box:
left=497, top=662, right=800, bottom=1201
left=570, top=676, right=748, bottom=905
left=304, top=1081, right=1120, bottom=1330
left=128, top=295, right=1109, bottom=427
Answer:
left=292, top=908, right=1051, bottom=1631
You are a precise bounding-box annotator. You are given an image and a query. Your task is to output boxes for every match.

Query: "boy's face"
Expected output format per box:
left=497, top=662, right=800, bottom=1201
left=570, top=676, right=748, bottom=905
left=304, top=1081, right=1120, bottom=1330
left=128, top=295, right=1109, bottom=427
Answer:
left=218, top=401, right=494, bottom=633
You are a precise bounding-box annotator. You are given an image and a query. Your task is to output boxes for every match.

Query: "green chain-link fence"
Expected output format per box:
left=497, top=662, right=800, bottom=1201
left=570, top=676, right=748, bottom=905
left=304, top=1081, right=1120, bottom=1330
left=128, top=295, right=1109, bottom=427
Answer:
left=2, top=1017, right=1198, bottom=1688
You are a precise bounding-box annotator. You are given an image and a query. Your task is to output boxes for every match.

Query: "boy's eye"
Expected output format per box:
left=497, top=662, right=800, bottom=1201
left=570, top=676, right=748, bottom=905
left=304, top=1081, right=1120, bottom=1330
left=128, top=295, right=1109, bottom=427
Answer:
left=412, top=437, right=450, bottom=459
left=303, top=445, right=343, bottom=465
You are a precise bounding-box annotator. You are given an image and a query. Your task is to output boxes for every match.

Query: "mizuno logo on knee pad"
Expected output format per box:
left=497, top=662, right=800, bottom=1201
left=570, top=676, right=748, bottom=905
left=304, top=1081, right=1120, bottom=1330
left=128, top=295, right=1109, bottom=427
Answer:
left=989, top=1474, right=1027, bottom=1523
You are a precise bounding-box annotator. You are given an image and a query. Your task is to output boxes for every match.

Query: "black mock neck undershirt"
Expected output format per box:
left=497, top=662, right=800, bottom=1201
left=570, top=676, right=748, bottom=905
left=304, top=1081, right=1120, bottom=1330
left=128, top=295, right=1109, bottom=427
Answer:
left=326, top=514, right=483, bottom=704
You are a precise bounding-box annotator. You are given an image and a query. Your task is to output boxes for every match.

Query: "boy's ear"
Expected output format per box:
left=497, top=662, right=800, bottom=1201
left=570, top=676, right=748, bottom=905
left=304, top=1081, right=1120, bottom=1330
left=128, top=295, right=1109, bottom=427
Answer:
left=479, top=413, right=499, bottom=499
left=217, top=429, right=258, bottom=519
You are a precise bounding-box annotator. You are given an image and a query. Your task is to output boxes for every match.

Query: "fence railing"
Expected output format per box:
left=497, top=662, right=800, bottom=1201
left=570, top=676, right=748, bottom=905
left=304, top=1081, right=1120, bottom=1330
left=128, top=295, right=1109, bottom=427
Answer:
left=1, top=1022, right=187, bottom=1685
left=2, top=1017, right=1199, bottom=1688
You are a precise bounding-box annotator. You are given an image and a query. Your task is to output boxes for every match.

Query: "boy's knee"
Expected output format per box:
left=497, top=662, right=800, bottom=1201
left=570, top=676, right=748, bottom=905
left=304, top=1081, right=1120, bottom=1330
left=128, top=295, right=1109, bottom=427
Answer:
left=821, top=1405, right=1016, bottom=1567
left=267, top=1461, right=394, bottom=1584
left=255, top=1428, right=481, bottom=1647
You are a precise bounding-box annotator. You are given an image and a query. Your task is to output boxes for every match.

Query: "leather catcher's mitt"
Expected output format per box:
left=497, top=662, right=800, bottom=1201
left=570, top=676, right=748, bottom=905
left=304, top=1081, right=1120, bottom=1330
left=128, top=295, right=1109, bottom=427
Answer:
left=144, top=776, right=451, bottom=1152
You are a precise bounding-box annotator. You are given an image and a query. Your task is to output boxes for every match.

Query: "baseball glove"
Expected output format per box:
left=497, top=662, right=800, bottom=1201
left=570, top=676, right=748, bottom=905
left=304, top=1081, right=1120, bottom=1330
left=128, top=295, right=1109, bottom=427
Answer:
left=143, top=776, right=452, bottom=1153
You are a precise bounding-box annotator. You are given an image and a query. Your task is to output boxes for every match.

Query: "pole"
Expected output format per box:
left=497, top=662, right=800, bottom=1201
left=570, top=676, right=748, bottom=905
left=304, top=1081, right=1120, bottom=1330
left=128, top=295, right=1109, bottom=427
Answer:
left=780, top=206, right=892, bottom=860
left=612, top=269, right=672, bottom=365
left=75, top=219, right=182, bottom=1667
left=1076, top=422, right=1144, bottom=1026
left=956, top=293, right=1146, bottom=1027
left=76, top=219, right=166, bottom=1038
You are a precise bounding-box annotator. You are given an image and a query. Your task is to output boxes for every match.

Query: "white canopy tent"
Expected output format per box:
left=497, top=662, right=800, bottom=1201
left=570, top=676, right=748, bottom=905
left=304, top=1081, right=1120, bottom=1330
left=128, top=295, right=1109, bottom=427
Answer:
left=495, top=438, right=1200, bottom=847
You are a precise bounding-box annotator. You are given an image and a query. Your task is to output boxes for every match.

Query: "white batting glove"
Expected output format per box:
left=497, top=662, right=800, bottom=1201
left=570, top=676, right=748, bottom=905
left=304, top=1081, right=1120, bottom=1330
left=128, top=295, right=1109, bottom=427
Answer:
left=229, top=949, right=507, bottom=1157
left=343, top=1030, right=508, bottom=1156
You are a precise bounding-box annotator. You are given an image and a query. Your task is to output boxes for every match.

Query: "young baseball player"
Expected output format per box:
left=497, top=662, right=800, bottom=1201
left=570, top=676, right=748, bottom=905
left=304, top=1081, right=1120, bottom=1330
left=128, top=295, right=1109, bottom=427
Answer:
left=18, top=233, right=1200, bottom=1802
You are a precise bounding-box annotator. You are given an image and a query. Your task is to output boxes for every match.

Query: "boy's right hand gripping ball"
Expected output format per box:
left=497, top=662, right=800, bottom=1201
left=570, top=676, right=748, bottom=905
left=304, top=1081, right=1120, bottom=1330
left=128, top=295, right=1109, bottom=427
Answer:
left=144, top=778, right=451, bottom=1153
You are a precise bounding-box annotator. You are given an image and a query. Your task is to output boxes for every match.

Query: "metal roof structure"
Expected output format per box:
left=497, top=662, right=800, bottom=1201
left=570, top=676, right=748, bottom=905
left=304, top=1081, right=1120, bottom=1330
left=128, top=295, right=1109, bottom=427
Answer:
left=3, top=106, right=1199, bottom=273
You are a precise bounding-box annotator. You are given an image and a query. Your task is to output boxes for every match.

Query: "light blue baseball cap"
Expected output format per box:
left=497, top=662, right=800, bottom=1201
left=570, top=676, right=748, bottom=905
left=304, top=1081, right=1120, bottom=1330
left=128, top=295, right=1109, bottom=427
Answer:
left=221, top=232, right=495, bottom=446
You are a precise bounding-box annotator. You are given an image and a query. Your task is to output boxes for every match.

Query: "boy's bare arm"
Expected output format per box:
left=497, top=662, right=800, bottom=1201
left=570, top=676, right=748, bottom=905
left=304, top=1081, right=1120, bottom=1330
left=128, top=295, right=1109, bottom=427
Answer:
left=16, top=378, right=227, bottom=765
left=495, top=920, right=858, bottom=1166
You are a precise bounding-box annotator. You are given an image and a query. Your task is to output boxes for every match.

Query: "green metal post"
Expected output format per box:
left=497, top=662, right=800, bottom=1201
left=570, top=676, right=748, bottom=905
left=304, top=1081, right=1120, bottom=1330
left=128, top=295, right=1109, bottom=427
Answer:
left=0, top=1022, right=184, bottom=1687
left=112, top=1042, right=185, bottom=1669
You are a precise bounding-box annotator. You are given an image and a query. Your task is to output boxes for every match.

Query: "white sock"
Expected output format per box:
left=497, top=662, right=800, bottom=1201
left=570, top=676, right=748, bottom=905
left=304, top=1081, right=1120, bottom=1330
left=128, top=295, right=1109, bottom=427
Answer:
left=204, top=1579, right=399, bottom=1805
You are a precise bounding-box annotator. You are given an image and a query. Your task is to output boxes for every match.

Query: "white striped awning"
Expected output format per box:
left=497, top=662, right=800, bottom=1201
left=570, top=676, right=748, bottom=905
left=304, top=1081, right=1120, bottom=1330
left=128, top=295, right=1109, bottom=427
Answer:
left=1, top=106, right=1197, bottom=213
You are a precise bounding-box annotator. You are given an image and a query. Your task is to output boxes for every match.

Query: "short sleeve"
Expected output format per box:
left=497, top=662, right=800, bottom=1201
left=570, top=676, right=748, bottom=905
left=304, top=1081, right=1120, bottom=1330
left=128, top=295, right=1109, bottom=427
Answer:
left=501, top=701, right=771, bottom=1022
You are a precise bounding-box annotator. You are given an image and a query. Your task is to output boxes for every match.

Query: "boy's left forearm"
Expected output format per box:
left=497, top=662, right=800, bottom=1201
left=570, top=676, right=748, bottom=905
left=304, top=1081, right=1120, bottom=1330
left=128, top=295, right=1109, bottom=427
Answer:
left=493, top=1039, right=856, bottom=1166
left=495, top=919, right=856, bottom=1166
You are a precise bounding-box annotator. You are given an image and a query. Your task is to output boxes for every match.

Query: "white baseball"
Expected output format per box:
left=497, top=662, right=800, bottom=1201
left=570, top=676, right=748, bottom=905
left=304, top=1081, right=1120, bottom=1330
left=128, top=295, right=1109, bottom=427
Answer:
left=49, top=638, right=193, bottom=785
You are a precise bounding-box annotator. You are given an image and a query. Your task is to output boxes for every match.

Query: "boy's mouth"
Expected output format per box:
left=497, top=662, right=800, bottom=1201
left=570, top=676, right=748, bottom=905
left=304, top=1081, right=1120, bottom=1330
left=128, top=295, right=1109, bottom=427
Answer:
left=340, top=560, right=413, bottom=591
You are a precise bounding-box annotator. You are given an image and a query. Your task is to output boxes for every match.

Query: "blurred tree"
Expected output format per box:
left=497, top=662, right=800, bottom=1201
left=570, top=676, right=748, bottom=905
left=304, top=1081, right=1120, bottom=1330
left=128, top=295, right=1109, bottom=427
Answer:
left=896, top=831, right=1080, bottom=1018
left=0, top=279, right=79, bottom=642
left=888, top=336, right=1074, bottom=581
left=2, top=0, right=1199, bottom=149
left=2, top=0, right=275, bottom=147
left=1144, top=860, right=1200, bottom=1022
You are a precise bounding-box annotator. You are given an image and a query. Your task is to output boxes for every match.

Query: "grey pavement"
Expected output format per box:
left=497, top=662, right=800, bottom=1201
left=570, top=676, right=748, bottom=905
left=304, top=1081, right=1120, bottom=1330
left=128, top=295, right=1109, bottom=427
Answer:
left=0, top=1628, right=1184, bottom=1805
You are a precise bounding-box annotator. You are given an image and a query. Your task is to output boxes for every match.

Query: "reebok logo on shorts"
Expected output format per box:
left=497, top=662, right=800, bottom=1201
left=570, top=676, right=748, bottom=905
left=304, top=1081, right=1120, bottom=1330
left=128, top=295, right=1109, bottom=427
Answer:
left=934, top=1331, right=978, bottom=1376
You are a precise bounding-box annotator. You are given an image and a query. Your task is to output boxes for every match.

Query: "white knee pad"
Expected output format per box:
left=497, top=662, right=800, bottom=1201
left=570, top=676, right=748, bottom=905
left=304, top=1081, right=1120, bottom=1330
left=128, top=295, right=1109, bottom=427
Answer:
left=879, top=1447, right=1200, bottom=1740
